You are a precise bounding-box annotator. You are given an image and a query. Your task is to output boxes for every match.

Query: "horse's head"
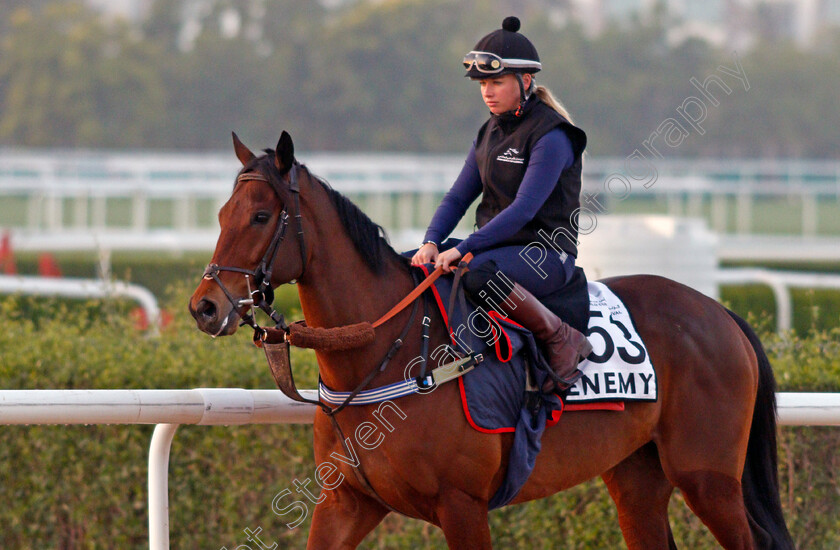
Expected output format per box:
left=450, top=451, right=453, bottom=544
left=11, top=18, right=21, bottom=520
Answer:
left=189, top=131, right=307, bottom=337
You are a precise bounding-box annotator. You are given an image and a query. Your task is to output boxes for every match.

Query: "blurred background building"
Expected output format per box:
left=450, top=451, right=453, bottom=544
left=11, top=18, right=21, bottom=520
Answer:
left=559, top=0, right=839, bottom=48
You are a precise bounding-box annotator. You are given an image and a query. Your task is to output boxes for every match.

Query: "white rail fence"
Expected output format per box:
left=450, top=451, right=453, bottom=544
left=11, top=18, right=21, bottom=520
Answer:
left=0, top=389, right=317, bottom=550
left=716, top=269, right=840, bottom=332
left=0, top=389, right=838, bottom=550
left=4, top=151, right=840, bottom=263
left=3, top=152, right=839, bottom=244
left=0, top=274, right=161, bottom=330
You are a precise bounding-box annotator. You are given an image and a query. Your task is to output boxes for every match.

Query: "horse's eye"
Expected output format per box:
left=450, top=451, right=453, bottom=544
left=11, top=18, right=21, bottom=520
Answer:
left=252, top=212, right=271, bottom=225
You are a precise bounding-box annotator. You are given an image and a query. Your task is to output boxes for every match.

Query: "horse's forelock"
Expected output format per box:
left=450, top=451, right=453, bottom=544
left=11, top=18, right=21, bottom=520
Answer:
left=234, top=152, right=289, bottom=198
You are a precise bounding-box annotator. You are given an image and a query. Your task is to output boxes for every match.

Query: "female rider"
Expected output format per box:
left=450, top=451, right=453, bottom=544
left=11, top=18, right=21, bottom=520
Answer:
left=411, top=16, right=592, bottom=392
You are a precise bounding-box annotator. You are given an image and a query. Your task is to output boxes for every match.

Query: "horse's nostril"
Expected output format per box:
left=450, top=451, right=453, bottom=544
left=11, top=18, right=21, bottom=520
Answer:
left=196, top=299, right=217, bottom=321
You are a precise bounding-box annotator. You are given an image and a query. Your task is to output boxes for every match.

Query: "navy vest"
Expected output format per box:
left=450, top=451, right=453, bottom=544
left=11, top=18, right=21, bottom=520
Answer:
left=473, top=98, right=587, bottom=257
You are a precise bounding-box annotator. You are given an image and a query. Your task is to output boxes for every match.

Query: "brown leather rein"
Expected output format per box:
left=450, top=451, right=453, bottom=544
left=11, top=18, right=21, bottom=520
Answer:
left=372, top=251, right=473, bottom=328
left=202, top=162, right=473, bottom=516
left=202, top=161, right=472, bottom=358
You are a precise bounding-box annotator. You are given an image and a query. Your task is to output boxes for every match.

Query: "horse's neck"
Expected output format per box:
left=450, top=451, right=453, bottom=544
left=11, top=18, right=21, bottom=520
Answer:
left=295, top=182, right=415, bottom=389
left=297, top=252, right=412, bottom=329
left=295, top=187, right=412, bottom=329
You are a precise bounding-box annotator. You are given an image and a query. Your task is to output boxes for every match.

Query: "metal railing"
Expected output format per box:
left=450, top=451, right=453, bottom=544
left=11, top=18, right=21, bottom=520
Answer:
left=0, top=389, right=316, bottom=550
left=0, top=274, right=160, bottom=329
left=0, top=388, right=837, bottom=549
left=716, top=268, right=840, bottom=331
left=3, top=151, right=839, bottom=241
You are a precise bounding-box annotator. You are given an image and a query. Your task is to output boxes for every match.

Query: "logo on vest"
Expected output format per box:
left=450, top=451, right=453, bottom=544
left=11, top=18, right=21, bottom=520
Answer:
left=496, top=148, right=525, bottom=164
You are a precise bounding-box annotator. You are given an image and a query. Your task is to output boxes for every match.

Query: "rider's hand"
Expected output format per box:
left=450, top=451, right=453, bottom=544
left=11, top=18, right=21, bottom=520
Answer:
left=434, top=247, right=463, bottom=274
left=411, top=243, right=439, bottom=266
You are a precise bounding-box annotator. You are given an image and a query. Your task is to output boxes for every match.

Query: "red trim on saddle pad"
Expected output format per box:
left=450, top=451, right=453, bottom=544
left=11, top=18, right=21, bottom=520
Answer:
left=458, top=375, right=565, bottom=432
left=488, top=310, right=524, bottom=330
left=416, top=264, right=624, bottom=432
left=458, top=377, right=516, bottom=433
left=547, top=403, right=563, bottom=427
left=486, top=310, right=515, bottom=363
left=418, top=266, right=519, bottom=361
left=565, top=401, right=625, bottom=412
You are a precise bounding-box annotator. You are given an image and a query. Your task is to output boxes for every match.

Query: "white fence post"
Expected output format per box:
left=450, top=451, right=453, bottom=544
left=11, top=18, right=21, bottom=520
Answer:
left=149, top=424, right=179, bottom=550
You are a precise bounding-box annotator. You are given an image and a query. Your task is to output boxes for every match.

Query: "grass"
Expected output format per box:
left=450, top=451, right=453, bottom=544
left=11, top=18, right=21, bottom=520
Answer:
left=605, top=194, right=840, bottom=235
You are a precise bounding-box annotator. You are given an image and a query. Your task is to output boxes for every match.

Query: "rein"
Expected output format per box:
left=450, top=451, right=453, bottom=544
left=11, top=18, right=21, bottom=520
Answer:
left=200, top=163, right=474, bottom=515
left=200, top=161, right=476, bottom=414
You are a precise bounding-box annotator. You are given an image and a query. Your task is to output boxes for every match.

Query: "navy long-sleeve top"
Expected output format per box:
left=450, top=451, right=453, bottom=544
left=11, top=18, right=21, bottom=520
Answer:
left=423, top=128, right=575, bottom=255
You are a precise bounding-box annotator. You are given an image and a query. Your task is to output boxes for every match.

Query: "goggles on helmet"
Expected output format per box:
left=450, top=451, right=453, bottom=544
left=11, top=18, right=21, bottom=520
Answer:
left=462, top=51, right=542, bottom=74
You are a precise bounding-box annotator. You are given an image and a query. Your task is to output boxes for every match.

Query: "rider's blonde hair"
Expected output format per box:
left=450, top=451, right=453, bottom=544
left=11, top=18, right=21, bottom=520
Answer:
left=534, top=84, right=574, bottom=123
left=530, top=81, right=584, bottom=163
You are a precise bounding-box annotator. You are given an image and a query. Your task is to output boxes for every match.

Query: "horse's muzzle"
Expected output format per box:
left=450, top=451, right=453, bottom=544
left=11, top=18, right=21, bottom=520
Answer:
left=189, top=296, right=238, bottom=337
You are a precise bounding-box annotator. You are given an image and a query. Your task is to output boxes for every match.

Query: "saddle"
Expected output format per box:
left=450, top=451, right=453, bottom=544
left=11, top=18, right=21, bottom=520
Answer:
left=417, top=265, right=563, bottom=509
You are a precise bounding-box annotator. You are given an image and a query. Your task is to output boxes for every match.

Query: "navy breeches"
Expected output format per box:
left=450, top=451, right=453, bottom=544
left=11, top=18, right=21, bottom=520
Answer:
left=460, top=241, right=574, bottom=299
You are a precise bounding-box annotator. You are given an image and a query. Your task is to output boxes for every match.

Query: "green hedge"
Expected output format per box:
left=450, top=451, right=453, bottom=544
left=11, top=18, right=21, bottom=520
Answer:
left=12, top=253, right=840, bottom=334
left=1, top=283, right=839, bottom=548
left=12, top=252, right=209, bottom=300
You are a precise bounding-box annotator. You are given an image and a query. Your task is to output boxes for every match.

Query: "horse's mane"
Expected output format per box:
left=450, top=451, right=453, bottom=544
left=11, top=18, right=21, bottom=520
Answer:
left=237, top=151, right=411, bottom=275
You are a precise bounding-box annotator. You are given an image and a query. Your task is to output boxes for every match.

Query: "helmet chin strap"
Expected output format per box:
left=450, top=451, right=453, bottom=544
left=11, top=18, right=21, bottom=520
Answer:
left=514, top=73, right=534, bottom=117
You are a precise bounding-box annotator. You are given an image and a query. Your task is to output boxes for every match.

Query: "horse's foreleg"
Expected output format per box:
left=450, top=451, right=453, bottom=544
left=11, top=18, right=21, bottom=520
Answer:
left=306, top=484, right=389, bottom=550
left=601, top=442, right=677, bottom=550
left=436, top=490, right=493, bottom=549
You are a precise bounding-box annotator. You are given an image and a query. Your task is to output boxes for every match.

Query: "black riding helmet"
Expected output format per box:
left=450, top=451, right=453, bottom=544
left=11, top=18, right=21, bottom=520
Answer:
left=463, top=16, right=541, bottom=79
left=464, top=17, right=541, bottom=115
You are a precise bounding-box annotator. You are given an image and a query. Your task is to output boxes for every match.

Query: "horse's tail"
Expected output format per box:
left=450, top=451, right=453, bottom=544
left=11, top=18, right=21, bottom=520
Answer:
left=726, top=309, right=795, bottom=550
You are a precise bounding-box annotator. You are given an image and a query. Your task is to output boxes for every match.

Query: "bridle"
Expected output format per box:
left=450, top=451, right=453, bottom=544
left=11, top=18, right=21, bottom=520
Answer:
left=198, top=160, right=472, bottom=514
left=201, top=163, right=308, bottom=336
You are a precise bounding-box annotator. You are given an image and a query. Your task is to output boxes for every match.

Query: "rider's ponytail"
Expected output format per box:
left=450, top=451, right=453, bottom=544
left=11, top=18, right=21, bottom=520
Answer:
left=535, top=84, right=584, bottom=164
left=535, top=85, right=574, bottom=123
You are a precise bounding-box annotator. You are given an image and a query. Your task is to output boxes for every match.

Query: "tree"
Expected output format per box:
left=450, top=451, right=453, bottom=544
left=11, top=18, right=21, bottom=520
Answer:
left=1, top=0, right=837, bottom=157
left=0, top=2, right=166, bottom=147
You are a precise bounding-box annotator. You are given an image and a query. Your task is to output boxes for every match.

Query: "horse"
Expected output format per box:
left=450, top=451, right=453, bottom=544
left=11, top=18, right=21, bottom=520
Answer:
left=189, top=132, right=794, bottom=549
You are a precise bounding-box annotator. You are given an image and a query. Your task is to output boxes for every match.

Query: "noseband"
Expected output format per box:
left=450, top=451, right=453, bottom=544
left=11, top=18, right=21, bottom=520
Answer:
left=201, top=163, right=308, bottom=334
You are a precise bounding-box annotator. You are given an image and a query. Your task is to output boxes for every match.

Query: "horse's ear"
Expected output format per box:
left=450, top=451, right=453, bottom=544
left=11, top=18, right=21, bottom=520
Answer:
left=274, top=131, right=295, bottom=175
left=232, top=132, right=256, bottom=166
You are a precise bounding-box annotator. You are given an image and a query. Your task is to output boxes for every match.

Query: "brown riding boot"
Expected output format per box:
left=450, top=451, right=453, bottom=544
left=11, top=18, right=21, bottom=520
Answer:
left=497, top=283, right=592, bottom=393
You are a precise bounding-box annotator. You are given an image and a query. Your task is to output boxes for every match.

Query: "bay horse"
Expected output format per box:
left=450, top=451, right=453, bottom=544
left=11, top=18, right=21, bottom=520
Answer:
left=189, top=132, right=794, bottom=549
